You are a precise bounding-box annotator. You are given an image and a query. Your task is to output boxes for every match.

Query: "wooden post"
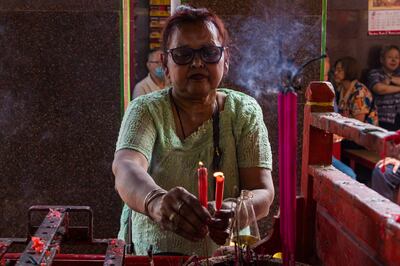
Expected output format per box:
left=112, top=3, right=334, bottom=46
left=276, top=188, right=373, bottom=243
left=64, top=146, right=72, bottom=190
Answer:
left=299, top=81, right=335, bottom=261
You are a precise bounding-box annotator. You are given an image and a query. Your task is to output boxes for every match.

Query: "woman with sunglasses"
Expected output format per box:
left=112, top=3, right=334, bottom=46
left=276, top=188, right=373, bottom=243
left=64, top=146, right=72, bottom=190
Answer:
left=113, top=5, right=274, bottom=256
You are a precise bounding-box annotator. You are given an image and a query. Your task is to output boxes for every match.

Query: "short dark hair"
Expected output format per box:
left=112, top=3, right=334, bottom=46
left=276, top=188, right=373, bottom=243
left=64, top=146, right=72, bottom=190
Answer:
left=147, top=48, right=162, bottom=61
left=380, top=44, right=400, bottom=59
left=335, top=56, right=360, bottom=81
left=161, top=5, right=229, bottom=52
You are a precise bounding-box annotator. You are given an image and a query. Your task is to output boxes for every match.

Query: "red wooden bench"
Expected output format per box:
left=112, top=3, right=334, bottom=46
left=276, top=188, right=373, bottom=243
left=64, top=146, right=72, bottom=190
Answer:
left=341, top=148, right=380, bottom=171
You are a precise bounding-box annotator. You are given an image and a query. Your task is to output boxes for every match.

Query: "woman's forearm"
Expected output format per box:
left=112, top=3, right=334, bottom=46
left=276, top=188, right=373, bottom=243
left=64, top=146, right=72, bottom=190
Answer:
left=113, top=152, right=162, bottom=214
left=251, top=188, right=274, bottom=220
left=372, top=83, right=400, bottom=95
left=239, top=168, right=275, bottom=220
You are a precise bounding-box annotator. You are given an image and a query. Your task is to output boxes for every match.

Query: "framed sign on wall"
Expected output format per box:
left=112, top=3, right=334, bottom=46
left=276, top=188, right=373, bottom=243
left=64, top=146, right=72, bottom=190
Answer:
left=368, top=0, right=400, bottom=35
left=149, top=0, right=170, bottom=49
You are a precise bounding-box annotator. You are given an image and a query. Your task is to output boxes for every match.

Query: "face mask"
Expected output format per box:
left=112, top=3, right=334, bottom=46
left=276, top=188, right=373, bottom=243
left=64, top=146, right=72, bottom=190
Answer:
left=154, top=66, right=164, bottom=80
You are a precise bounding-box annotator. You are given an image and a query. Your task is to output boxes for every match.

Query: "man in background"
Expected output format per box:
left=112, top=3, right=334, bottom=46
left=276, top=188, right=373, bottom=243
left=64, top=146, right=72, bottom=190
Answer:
left=133, top=49, right=166, bottom=99
left=367, top=45, right=400, bottom=202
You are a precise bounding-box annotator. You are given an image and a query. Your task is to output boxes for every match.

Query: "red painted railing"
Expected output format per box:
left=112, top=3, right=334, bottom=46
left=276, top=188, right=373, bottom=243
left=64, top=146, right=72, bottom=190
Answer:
left=299, top=82, right=400, bottom=266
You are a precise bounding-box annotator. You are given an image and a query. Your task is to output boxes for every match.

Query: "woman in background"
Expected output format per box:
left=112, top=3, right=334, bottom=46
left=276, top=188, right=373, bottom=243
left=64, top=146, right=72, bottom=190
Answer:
left=334, top=56, right=378, bottom=126
left=324, top=54, right=356, bottom=179
left=332, top=56, right=378, bottom=181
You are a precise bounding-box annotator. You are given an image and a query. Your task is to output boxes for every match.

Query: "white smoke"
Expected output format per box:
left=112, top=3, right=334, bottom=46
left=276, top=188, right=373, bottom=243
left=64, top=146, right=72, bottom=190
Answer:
left=228, top=7, right=321, bottom=96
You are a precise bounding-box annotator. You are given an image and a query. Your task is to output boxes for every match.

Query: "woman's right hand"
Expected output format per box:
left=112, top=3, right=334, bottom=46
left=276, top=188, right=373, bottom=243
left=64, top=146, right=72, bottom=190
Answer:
left=207, top=201, right=236, bottom=245
left=149, top=186, right=211, bottom=242
left=376, top=157, right=400, bottom=173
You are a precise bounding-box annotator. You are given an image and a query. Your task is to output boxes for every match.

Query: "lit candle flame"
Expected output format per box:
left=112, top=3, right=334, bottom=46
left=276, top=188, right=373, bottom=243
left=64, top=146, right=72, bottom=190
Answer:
left=214, top=172, right=225, bottom=211
left=213, top=172, right=224, bottom=180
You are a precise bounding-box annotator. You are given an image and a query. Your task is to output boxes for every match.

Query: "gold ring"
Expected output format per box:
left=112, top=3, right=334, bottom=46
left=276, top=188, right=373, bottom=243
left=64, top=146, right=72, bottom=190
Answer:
left=177, top=201, right=185, bottom=215
left=169, top=212, right=177, bottom=222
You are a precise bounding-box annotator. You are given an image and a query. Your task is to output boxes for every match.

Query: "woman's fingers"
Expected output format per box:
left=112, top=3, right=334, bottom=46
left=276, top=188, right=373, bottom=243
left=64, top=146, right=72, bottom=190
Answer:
left=158, top=187, right=211, bottom=241
left=214, top=209, right=235, bottom=220
left=208, top=210, right=234, bottom=245
left=377, top=157, right=400, bottom=173
left=180, top=191, right=211, bottom=224
left=178, top=201, right=209, bottom=234
left=209, top=211, right=234, bottom=229
left=209, top=227, right=230, bottom=245
left=169, top=211, right=204, bottom=241
left=392, top=159, right=400, bottom=173
left=160, top=210, right=201, bottom=241
left=207, top=200, right=236, bottom=216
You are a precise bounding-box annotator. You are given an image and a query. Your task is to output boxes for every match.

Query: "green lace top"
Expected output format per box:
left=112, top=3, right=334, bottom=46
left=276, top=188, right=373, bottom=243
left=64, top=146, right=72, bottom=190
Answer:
left=116, top=88, right=272, bottom=256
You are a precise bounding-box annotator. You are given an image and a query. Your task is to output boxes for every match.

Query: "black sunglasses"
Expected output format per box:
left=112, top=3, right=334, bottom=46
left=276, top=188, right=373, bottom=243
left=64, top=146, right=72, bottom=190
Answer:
left=166, top=46, right=225, bottom=65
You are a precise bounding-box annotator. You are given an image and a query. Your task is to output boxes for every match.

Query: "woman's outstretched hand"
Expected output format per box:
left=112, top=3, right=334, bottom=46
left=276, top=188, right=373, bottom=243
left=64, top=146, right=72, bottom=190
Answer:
left=150, top=186, right=211, bottom=242
left=207, top=201, right=235, bottom=245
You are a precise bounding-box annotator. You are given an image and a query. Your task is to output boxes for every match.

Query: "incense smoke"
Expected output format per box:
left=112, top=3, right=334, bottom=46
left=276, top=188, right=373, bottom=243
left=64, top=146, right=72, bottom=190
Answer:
left=227, top=6, right=321, bottom=97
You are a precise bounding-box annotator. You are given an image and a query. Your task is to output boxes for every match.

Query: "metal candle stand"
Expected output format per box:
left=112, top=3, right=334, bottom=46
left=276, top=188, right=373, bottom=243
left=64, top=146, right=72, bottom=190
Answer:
left=0, top=206, right=125, bottom=266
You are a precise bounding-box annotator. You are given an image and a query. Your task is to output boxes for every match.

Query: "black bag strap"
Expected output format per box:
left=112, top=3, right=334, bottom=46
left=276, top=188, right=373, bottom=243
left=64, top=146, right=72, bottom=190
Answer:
left=212, top=100, right=222, bottom=172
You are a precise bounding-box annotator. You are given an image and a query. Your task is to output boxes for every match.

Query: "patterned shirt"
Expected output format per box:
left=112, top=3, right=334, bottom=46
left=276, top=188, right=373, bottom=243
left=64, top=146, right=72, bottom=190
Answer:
left=338, top=80, right=378, bottom=125
left=367, top=68, right=400, bottom=124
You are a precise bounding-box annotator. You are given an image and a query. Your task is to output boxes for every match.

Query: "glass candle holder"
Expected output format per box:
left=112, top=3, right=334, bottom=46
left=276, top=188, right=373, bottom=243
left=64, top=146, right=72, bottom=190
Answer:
left=230, top=190, right=260, bottom=247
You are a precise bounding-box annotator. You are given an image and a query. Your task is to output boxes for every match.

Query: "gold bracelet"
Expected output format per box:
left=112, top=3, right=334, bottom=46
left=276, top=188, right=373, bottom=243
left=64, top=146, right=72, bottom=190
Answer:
left=144, top=188, right=167, bottom=219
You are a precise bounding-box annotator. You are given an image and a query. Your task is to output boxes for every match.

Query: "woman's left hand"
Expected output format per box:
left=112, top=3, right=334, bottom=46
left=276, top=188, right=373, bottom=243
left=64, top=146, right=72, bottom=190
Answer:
left=376, top=157, right=400, bottom=173
left=207, top=201, right=235, bottom=245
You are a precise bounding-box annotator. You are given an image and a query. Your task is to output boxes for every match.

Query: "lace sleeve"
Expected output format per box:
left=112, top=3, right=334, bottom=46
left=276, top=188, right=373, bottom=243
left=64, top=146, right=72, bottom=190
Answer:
left=234, top=96, right=272, bottom=170
left=116, top=98, right=157, bottom=162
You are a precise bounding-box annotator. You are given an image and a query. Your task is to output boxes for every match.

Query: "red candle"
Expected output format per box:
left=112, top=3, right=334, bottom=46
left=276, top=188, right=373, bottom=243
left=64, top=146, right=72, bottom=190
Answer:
left=197, top=162, right=208, bottom=208
left=213, top=172, right=225, bottom=211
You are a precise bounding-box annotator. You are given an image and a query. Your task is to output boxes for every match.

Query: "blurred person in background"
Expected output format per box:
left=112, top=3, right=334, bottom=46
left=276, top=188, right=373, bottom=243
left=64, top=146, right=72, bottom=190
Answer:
left=332, top=56, right=378, bottom=181
left=133, top=49, right=167, bottom=99
left=367, top=45, right=400, bottom=131
left=366, top=45, right=400, bottom=202
left=334, top=56, right=378, bottom=126
left=324, top=54, right=357, bottom=179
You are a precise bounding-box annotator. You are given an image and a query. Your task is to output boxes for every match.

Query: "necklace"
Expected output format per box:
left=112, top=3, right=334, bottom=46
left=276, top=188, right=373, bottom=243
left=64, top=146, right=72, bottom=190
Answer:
left=169, top=88, right=218, bottom=140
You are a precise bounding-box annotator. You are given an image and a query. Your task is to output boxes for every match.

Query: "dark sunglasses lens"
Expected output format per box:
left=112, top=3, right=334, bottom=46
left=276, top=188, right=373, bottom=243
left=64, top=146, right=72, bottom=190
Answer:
left=202, top=46, right=223, bottom=63
left=171, top=47, right=193, bottom=65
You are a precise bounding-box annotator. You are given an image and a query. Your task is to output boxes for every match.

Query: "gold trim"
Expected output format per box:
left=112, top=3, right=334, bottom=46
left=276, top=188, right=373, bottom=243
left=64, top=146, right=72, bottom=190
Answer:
left=305, top=101, right=334, bottom=107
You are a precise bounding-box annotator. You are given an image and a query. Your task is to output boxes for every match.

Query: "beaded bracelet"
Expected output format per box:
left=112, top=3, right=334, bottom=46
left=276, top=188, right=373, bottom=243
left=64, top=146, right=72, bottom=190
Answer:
left=144, top=188, right=167, bottom=219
